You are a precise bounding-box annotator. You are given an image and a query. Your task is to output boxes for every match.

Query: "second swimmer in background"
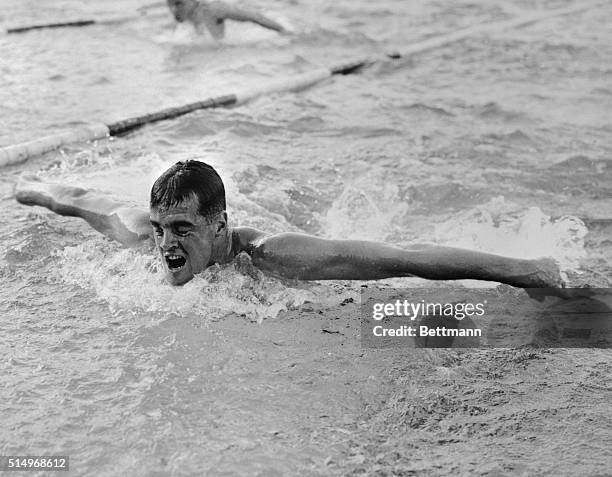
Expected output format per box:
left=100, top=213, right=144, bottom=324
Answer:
left=167, top=0, right=286, bottom=39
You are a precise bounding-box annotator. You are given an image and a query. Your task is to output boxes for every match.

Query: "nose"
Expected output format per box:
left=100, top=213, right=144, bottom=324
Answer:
left=160, top=230, right=178, bottom=250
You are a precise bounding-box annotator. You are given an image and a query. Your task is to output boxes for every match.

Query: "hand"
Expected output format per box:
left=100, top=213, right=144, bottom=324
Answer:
left=522, top=258, right=567, bottom=302
left=522, top=258, right=602, bottom=302
left=519, top=257, right=565, bottom=286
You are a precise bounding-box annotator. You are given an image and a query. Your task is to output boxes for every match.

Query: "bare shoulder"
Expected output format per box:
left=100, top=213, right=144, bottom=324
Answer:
left=232, top=227, right=269, bottom=255
left=207, top=0, right=260, bottom=19
left=207, top=0, right=232, bottom=15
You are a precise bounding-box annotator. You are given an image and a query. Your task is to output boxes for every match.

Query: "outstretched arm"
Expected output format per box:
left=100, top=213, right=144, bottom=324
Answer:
left=248, top=232, right=563, bottom=288
left=15, top=176, right=151, bottom=247
left=209, top=1, right=285, bottom=32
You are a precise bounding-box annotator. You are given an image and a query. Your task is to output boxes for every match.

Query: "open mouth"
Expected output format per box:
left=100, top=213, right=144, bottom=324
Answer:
left=165, top=254, right=187, bottom=272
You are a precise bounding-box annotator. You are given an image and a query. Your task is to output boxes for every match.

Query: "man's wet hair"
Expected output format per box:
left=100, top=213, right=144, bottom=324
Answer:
left=150, top=160, right=226, bottom=222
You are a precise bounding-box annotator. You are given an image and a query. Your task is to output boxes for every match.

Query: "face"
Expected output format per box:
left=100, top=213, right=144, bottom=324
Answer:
left=150, top=196, right=221, bottom=286
left=167, top=0, right=196, bottom=22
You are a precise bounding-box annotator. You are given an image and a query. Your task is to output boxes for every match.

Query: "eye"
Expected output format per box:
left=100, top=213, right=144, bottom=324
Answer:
left=175, top=228, right=191, bottom=237
left=153, top=227, right=163, bottom=237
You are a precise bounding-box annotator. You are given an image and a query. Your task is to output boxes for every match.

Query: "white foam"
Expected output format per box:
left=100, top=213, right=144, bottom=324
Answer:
left=153, top=24, right=203, bottom=44
left=49, top=240, right=342, bottom=322
left=319, top=183, right=409, bottom=241
left=433, top=197, right=588, bottom=271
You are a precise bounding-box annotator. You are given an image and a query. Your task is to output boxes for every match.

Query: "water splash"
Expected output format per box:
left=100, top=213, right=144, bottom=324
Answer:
left=49, top=240, right=340, bottom=322
left=319, top=183, right=409, bottom=241
left=40, top=150, right=170, bottom=205
left=433, top=197, right=588, bottom=272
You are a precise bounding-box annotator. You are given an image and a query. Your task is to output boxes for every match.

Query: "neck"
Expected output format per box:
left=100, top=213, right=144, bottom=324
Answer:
left=209, top=226, right=234, bottom=265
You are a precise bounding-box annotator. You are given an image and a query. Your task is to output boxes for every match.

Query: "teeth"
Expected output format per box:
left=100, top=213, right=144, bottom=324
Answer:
left=166, top=255, right=182, bottom=260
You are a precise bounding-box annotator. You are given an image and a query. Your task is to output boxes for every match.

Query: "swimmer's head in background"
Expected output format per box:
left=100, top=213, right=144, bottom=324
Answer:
left=167, top=0, right=198, bottom=22
left=150, top=160, right=226, bottom=222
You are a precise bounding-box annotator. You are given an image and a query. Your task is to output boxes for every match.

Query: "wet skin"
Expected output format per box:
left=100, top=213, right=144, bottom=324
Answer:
left=167, top=0, right=198, bottom=22
left=149, top=197, right=229, bottom=286
left=166, top=0, right=285, bottom=38
left=14, top=175, right=566, bottom=290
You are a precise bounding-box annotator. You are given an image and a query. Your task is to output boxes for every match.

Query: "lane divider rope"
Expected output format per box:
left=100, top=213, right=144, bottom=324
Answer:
left=0, top=0, right=603, bottom=168
left=0, top=65, right=359, bottom=168
left=7, top=20, right=97, bottom=34
left=0, top=124, right=110, bottom=168
left=4, top=13, right=168, bottom=34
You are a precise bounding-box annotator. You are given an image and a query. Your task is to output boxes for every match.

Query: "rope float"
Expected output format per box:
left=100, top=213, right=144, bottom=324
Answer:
left=0, top=65, right=361, bottom=168
left=108, top=95, right=237, bottom=136
left=0, top=0, right=604, bottom=168
left=7, top=20, right=96, bottom=34
left=4, top=13, right=168, bottom=35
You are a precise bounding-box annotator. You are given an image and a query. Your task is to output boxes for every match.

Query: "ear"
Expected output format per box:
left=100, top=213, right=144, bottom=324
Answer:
left=213, top=211, right=228, bottom=236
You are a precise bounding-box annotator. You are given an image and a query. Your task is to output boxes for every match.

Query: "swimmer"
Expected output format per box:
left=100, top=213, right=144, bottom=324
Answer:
left=166, top=0, right=285, bottom=39
left=15, top=160, right=564, bottom=288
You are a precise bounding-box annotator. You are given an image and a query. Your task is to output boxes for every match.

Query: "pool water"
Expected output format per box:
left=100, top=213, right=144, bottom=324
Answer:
left=0, top=0, right=611, bottom=475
